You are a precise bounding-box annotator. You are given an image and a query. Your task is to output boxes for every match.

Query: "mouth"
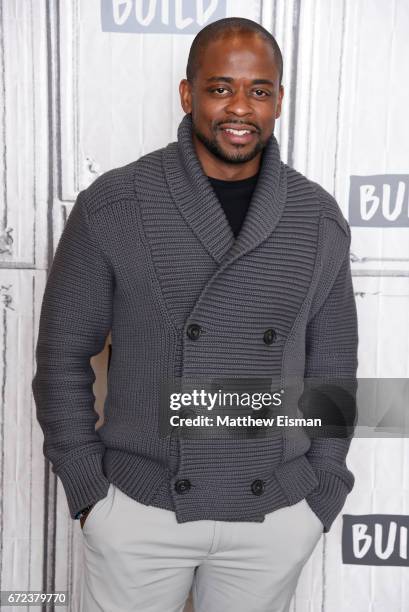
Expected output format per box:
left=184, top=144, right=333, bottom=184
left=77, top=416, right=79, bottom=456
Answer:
left=218, top=124, right=258, bottom=145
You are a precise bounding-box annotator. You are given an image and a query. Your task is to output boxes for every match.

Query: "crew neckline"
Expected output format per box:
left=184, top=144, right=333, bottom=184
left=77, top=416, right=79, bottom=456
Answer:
left=207, top=173, right=259, bottom=186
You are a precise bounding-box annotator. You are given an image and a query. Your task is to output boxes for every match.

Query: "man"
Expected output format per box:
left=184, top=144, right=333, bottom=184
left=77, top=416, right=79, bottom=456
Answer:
left=32, top=17, right=358, bottom=612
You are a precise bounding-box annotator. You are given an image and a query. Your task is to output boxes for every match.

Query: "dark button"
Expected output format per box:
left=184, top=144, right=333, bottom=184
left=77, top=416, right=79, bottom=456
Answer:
left=186, top=324, right=202, bottom=341
left=263, top=328, right=277, bottom=345
left=174, top=479, right=192, bottom=494
left=251, top=479, right=265, bottom=496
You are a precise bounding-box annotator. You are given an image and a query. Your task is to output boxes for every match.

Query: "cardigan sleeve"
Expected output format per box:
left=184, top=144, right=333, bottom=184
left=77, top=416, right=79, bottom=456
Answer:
left=303, top=223, right=359, bottom=533
left=32, top=190, right=113, bottom=519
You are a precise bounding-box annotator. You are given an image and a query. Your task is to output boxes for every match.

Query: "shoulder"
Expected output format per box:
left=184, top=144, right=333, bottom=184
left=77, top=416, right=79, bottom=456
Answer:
left=81, top=145, right=167, bottom=216
left=284, top=164, right=350, bottom=240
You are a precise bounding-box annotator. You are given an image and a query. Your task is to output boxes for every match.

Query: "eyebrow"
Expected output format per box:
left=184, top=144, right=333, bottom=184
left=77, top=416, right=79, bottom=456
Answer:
left=206, top=76, right=275, bottom=87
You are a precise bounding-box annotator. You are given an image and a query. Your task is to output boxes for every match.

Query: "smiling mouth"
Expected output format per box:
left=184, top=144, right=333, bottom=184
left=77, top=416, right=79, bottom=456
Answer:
left=223, top=127, right=253, bottom=136
left=218, top=126, right=258, bottom=145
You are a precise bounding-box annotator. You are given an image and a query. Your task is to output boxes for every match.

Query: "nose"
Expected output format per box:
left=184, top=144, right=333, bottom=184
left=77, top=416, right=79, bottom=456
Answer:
left=224, top=87, right=253, bottom=117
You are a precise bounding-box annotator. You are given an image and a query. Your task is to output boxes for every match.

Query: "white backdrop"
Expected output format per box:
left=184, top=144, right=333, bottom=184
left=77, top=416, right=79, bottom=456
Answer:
left=1, top=1, right=409, bottom=610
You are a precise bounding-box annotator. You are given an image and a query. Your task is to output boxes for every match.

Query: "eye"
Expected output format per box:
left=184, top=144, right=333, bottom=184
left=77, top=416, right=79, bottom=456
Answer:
left=253, top=89, right=270, bottom=97
left=211, top=87, right=229, bottom=95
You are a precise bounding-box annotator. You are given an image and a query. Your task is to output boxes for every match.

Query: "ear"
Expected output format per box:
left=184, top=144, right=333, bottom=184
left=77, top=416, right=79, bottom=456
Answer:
left=179, top=79, right=193, bottom=114
left=275, top=85, right=284, bottom=119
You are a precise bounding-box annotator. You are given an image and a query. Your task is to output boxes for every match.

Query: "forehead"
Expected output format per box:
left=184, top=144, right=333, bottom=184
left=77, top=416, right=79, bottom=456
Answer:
left=197, top=32, right=279, bottom=82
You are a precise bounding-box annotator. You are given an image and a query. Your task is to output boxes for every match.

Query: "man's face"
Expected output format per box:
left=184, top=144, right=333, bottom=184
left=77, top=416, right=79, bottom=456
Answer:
left=180, top=32, right=284, bottom=167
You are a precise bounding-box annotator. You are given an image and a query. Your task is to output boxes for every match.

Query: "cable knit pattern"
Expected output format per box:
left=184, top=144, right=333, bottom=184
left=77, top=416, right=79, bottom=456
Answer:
left=32, top=114, right=358, bottom=532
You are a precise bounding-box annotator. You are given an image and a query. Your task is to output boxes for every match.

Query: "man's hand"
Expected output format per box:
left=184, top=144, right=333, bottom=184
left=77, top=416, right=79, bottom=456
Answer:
left=80, top=505, right=95, bottom=530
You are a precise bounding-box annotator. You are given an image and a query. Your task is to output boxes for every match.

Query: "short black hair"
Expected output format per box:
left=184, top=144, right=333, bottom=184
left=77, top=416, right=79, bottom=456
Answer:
left=186, top=17, right=283, bottom=86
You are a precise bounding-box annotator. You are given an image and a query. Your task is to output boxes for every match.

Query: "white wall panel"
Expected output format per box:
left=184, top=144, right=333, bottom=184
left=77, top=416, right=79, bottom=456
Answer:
left=0, top=0, right=48, bottom=268
left=0, top=269, right=46, bottom=596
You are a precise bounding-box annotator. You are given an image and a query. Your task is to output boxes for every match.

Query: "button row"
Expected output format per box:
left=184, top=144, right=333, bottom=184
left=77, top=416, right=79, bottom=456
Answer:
left=174, top=479, right=265, bottom=496
left=186, top=324, right=277, bottom=345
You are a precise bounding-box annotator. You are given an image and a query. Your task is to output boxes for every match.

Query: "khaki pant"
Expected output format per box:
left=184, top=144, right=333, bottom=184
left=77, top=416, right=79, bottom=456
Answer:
left=80, top=483, right=323, bottom=612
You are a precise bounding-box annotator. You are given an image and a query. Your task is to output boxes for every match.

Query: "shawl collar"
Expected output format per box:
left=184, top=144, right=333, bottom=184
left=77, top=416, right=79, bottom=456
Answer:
left=163, top=114, right=287, bottom=266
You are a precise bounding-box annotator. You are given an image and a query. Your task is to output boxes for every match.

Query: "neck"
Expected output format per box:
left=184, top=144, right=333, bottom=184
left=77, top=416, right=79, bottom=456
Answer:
left=192, top=133, right=262, bottom=181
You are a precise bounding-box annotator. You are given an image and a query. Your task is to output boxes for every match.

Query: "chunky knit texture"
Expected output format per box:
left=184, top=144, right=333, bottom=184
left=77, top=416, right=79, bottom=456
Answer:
left=32, top=114, right=358, bottom=532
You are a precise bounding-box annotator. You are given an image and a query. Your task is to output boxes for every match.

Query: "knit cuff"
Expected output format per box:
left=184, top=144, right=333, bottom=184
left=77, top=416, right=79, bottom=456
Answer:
left=305, top=462, right=354, bottom=533
left=55, top=453, right=110, bottom=519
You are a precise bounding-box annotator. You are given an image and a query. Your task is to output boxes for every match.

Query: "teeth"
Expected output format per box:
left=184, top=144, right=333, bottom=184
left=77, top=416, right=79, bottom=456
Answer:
left=224, top=128, right=251, bottom=136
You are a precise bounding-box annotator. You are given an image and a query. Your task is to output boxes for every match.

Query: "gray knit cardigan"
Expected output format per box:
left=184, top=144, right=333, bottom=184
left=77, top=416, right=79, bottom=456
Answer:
left=32, top=114, right=358, bottom=533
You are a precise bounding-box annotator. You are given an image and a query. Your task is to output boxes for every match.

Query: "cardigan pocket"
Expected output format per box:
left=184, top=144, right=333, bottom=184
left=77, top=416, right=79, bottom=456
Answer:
left=82, top=483, right=116, bottom=535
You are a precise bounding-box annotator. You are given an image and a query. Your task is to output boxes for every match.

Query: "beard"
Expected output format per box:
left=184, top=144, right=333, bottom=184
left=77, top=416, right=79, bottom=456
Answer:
left=192, top=122, right=269, bottom=164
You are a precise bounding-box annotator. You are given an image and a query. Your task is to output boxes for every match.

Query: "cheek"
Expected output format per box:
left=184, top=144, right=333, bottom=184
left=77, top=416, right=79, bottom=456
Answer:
left=259, top=111, right=276, bottom=131
left=193, top=110, right=219, bottom=134
left=192, top=102, right=211, bottom=123
left=195, top=98, right=225, bottom=121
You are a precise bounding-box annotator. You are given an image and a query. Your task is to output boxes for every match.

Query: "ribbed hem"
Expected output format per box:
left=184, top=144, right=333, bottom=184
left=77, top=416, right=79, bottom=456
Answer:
left=273, top=454, right=320, bottom=504
left=56, top=453, right=110, bottom=519
left=103, top=449, right=170, bottom=505
left=57, top=449, right=353, bottom=527
left=305, top=465, right=354, bottom=533
left=102, top=449, right=323, bottom=524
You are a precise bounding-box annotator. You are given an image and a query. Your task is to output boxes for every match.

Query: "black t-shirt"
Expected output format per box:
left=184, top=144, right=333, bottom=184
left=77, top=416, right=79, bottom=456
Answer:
left=208, top=173, right=259, bottom=238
